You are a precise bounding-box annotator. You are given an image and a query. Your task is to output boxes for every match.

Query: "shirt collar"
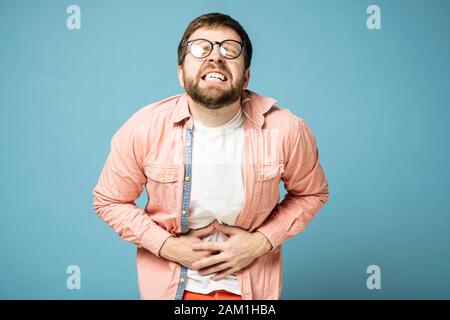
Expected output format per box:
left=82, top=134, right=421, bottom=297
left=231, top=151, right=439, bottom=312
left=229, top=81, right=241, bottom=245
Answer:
left=170, top=89, right=277, bottom=128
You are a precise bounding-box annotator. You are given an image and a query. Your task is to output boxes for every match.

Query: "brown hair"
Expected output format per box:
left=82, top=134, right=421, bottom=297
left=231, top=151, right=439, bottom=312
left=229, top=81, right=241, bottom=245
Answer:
left=177, top=12, right=253, bottom=69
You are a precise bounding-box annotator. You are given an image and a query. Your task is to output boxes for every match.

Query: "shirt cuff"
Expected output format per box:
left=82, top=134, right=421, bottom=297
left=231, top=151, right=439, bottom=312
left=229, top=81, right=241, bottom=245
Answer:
left=139, top=224, right=173, bottom=257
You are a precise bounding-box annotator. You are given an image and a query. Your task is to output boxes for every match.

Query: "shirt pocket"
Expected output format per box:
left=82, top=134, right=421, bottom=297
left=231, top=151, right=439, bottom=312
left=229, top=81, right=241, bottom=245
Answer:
left=258, top=162, right=285, bottom=212
left=145, top=163, right=180, bottom=211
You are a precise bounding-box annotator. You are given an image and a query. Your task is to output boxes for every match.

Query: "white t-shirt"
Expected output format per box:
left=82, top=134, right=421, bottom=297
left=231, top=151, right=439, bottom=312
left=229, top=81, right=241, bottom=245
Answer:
left=185, top=107, right=244, bottom=295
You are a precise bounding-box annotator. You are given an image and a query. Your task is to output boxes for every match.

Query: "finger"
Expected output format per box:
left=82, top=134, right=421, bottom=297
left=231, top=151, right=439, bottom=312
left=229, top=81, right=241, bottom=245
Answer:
left=191, top=252, right=228, bottom=271
left=190, top=223, right=214, bottom=236
left=190, top=223, right=216, bottom=238
left=198, top=262, right=231, bottom=276
left=192, top=241, right=223, bottom=252
left=211, top=268, right=235, bottom=281
left=194, top=250, right=216, bottom=259
left=214, top=221, right=238, bottom=236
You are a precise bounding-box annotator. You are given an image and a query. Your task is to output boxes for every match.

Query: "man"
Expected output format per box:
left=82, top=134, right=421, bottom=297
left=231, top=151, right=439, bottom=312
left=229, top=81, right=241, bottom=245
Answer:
left=93, top=12, right=329, bottom=300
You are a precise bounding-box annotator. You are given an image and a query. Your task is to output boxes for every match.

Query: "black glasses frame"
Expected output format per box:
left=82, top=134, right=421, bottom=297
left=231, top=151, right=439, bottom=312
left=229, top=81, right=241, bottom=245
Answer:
left=182, top=38, right=245, bottom=63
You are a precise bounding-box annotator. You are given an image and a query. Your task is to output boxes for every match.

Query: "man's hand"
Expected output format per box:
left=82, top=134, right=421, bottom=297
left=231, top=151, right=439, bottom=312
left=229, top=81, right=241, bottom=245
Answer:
left=191, top=220, right=273, bottom=281
left=159, top=223, right=217, bottom=269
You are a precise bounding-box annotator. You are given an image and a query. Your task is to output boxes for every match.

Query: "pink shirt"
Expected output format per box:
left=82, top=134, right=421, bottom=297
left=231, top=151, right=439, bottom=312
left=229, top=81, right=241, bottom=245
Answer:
left=92, top=90, right=329, bottom=299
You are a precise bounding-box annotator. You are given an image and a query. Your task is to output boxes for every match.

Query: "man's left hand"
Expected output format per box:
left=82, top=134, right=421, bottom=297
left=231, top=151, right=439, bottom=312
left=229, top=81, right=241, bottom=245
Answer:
left=191, top=220, right=273, bottom=281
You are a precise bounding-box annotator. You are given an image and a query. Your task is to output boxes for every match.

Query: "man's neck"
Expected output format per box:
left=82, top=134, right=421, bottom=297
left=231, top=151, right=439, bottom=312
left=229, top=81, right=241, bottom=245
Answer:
left=187, top=96, right=242, bottom=127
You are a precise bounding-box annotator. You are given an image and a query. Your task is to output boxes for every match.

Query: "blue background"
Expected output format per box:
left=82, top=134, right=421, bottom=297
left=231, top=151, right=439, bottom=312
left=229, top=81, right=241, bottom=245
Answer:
left=1, top=0, right=449, bottom=299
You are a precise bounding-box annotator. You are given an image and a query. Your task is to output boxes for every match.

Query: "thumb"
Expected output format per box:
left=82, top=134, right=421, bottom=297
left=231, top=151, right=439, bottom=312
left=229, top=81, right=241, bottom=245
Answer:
left=214, top=220, right=238, bottom=236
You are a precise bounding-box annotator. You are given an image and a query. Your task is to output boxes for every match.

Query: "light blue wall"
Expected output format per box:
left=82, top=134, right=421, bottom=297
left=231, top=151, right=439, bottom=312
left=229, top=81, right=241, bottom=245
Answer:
left=1, top=0, right=449, bottom=299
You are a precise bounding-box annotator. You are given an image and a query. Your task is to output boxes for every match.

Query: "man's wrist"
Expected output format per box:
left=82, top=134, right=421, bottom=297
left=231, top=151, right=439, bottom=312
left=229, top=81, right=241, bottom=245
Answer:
left=159, top=235, right=177, bottom=259
left=253, top=231, right=273, bottom=256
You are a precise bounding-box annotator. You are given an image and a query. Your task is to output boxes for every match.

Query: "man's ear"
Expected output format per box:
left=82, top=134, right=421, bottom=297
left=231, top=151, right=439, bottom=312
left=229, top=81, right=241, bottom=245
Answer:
left=177, top=65, right=185, bottom=89
left=243, top=68, right=250, bottom=89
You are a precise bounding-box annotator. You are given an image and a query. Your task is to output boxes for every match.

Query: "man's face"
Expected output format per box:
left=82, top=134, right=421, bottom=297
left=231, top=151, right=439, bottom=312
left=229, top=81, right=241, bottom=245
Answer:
left=178, top=27, right=250, bottom=110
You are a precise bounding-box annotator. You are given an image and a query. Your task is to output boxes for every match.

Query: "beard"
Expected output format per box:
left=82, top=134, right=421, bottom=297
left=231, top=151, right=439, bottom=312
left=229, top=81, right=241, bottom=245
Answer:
left=183, top=67, right=245, bottom=110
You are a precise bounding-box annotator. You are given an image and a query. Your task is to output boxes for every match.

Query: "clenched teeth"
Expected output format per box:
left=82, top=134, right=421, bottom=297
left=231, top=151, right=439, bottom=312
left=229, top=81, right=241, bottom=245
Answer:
left=203, top=72, right=227, bottom=81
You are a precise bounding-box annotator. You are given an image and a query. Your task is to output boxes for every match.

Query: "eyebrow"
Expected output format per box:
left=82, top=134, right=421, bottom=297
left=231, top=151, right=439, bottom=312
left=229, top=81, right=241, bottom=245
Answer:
left=187, top=37, right=243, bottom=42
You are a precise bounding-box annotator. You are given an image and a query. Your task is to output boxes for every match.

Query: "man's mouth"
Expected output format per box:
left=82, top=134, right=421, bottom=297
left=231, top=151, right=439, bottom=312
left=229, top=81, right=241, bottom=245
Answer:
left=200, top=71, right=229, bottom=84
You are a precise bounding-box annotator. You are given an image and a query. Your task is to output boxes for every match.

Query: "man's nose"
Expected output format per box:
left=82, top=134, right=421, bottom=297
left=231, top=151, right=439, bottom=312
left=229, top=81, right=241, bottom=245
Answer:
left=207, top=44, right=224, bottom=63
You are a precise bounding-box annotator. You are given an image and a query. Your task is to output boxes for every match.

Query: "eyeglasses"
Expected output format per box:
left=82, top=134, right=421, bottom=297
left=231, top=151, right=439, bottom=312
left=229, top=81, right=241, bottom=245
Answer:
left=183, top=38, right=245, bottom=62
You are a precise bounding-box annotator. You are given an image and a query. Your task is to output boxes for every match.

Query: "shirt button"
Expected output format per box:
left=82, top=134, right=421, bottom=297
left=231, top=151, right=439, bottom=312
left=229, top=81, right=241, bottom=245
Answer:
left=159, top=175, right=165, bottom=181
left=180, top=277, right=185, bottom=283
left=184, top=176, right=190, bottom=182
left=186, top=142, right=191, bottom=147
left=181, top=209, right=187, bottom=216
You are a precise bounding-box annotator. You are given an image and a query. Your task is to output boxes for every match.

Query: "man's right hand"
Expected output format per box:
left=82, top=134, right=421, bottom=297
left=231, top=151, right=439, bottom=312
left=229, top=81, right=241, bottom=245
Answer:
left=159, top=222, right=217, bottom=269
